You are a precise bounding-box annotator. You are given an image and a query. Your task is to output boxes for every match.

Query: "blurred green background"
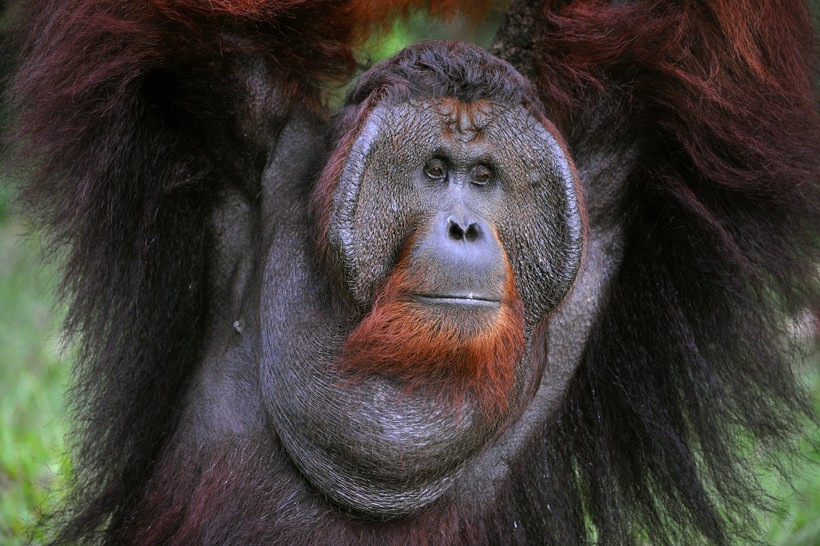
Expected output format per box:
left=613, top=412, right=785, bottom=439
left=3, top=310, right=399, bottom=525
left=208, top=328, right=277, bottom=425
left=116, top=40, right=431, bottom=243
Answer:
left=1, top=10, right=818, bottom=546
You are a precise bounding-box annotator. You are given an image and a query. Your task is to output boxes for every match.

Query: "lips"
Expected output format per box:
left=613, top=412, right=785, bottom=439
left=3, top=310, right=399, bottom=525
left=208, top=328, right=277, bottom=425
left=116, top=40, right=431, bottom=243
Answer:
left=413, top=294, right=501, bottom=308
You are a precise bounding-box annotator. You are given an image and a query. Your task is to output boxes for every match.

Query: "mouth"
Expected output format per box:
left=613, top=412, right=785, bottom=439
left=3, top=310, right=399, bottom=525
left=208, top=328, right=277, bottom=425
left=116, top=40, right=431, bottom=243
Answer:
left=413, top=294, right=502, bottom=308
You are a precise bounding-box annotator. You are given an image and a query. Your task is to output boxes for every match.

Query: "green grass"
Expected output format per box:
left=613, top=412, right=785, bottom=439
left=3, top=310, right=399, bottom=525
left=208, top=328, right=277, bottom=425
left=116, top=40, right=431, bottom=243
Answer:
left=0, top=185, right=69, bottom=545
left=762, top=359, right=820, bottom=546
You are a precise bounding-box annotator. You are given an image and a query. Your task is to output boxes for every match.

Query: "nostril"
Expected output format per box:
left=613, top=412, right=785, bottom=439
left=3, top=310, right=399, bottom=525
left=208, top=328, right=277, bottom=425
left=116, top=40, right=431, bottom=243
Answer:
left=448, top=220, right=465, bottom=240
left=465, top=223, right=480, bottom=242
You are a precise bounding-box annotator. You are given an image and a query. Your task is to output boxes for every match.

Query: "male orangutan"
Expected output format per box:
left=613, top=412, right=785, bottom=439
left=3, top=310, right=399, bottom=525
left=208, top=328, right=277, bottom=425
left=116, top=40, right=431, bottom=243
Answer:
left=5, top=0, right=818, bottom=544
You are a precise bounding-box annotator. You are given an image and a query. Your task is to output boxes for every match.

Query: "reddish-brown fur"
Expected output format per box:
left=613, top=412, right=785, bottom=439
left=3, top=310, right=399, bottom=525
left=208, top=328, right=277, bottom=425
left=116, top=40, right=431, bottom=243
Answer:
left=538, top=0, right=818, bottom=202
left=8, top=0, right=818, bottom=543
left=340, top=245, right=525, bottom=417
left=151, top=0, right=497, bottom=21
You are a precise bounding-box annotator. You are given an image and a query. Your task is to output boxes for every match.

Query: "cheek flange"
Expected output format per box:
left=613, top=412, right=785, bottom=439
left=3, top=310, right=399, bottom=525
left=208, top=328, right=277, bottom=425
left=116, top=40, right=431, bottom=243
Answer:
left=328, top=104, right=428, bottom=308
left=491, top=111, right=584, bottom=327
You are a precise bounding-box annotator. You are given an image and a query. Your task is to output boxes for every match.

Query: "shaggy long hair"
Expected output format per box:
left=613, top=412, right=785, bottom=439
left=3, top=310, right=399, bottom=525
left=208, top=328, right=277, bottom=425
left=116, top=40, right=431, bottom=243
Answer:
left=3, top=0, right=817, bottom=544
left=524, top=1, right=820, bottom=543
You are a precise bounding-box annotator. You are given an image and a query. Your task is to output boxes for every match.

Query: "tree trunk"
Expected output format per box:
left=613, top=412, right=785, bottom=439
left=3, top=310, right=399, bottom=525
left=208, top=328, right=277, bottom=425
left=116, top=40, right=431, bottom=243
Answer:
left=490, top=0, right=545, bottom=79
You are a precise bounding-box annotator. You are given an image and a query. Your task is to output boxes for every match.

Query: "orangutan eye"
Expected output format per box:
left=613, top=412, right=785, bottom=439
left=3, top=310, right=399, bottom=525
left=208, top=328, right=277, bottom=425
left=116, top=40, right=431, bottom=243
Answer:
left=424, top=158, right=447, bottom=181
left=472, top=165, right=493, bottom=186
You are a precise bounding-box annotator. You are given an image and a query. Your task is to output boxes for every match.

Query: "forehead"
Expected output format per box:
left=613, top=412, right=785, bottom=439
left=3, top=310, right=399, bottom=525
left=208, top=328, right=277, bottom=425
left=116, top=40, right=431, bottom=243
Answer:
left=359, top=100, right=547, bottom=166
left=375, top=98, right=535, bottom=139
left=427, top=97, right=497, bottom=143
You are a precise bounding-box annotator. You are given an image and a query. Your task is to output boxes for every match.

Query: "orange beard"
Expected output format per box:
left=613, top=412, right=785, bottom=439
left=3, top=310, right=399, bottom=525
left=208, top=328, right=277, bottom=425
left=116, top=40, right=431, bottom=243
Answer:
left=339, top=257, right=525, bottom=418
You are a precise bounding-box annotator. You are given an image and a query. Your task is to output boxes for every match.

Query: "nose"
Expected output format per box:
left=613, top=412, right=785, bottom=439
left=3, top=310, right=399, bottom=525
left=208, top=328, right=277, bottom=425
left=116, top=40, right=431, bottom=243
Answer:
left=408, top=210, right=506, bottom=301
left=433, top=211, right=502, bottom=276
left=447, top=215, right=483, bottom=243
